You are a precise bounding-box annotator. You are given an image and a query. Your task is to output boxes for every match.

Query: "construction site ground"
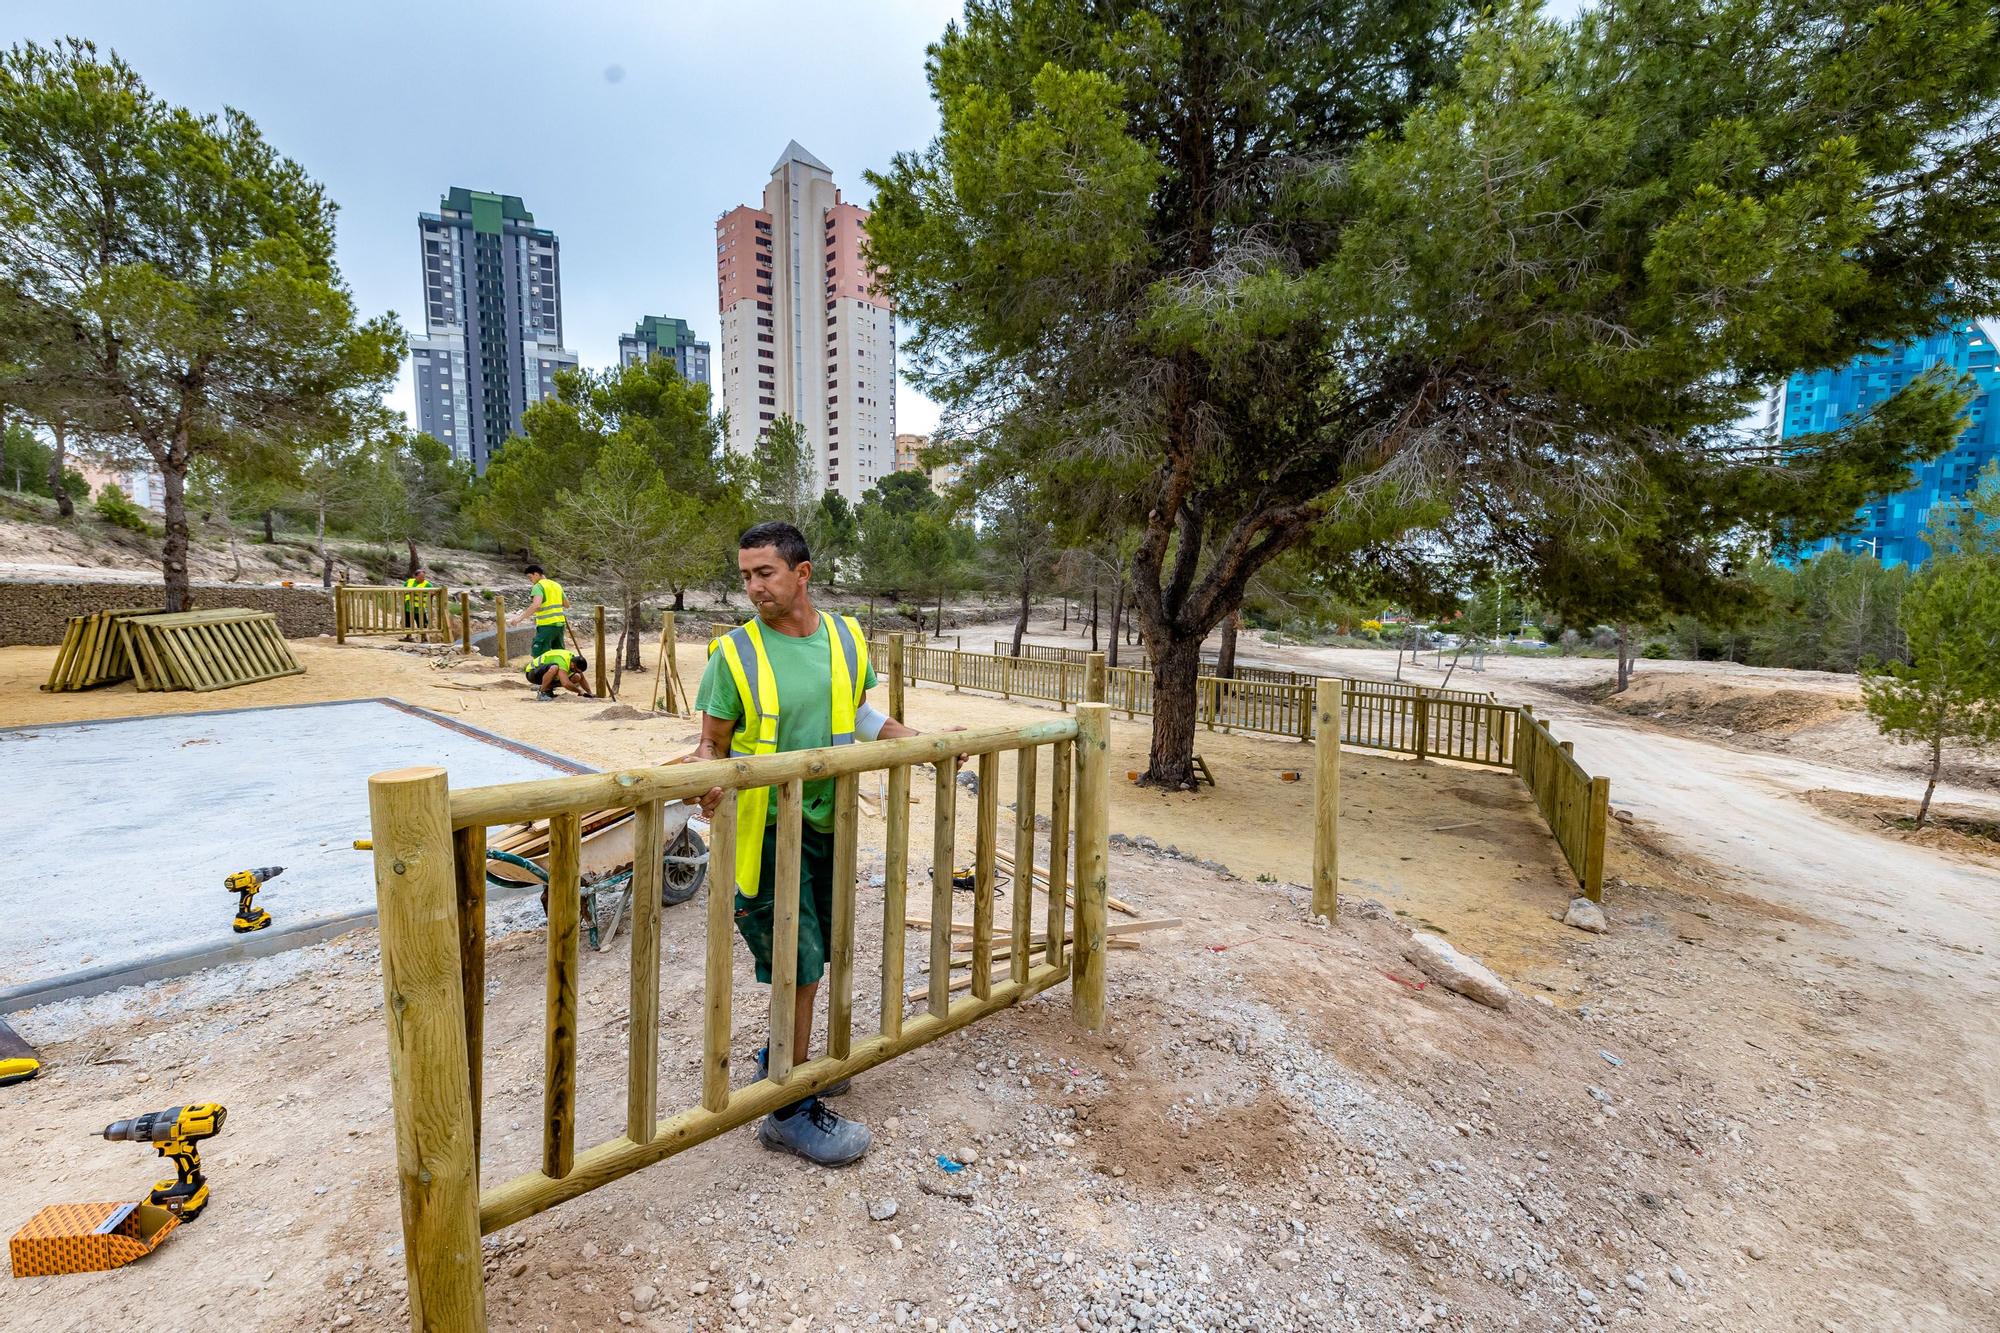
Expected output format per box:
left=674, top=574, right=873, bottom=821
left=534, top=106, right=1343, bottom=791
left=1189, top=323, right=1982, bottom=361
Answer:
left=0, top=620, right=1994, bottom=1332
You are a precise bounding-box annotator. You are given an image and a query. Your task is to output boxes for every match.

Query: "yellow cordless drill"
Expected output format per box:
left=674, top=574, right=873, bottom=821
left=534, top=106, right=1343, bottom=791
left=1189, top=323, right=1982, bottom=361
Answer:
left=226, top=866, right=284, bottom=933
left=100, top=1103, right=228, bottom=1221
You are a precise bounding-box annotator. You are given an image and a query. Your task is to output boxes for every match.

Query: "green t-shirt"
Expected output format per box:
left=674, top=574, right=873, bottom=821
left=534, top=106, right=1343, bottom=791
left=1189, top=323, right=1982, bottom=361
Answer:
left=696, top=614, right=879, bottom=832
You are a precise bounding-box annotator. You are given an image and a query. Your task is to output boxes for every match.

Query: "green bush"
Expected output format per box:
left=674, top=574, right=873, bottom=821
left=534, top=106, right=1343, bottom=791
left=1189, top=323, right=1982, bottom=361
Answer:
left=93, top=484, right=153, bottom=534
left=1641, top=640, right=1670, bottom=659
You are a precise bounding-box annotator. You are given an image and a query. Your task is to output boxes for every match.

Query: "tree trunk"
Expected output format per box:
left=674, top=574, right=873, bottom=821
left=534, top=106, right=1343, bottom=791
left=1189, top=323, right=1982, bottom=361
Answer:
left=936, top=588, right=944, bottom=637
left=1142, top=631, right=1203, bottom=788
left=405, top=539, right=419, bottom=579
left=1614, top=624, right=1636, bottom=693
left=1012, top=565, right=1031, bottom=656
left=1217, top=608, right=1240, bottom=679
left=1061, top=597, right=1069, bottom=631
left=161, top=453, right=192, bottom=613
left=624, top=598, right=643, bottom=671
left=1107, top=578, right=1124, bottom=668
left=316, top=500, right=333, bottom=588
left=1916, top=735, right=1943, bottom=830
left=1090, top=584, right=1100, bottom=652
left=48, top=418, right=74, bottom=519
left=673, top=585, right=686, bottom=611
left=262, top=508, right=275, bottom=543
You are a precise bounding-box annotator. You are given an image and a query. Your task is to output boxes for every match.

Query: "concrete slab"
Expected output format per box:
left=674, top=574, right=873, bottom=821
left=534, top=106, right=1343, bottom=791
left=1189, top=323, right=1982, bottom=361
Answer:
left=0, top=699, right=587, bottom=991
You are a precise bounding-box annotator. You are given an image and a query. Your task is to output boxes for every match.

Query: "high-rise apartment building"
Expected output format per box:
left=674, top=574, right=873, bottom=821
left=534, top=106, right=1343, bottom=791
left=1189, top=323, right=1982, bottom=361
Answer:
left=1779, top=319, right=2000, bottom=569
left=409, top=188, right=578, bottom=472
left=894, top=431, right=960, bottom=493
left=716, top=142, right=896, bottom=504
left=618, top=315, right=711, bottom=385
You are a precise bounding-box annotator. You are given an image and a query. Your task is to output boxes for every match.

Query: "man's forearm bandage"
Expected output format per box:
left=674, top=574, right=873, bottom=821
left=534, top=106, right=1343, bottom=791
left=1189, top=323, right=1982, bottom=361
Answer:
left=855, top=702, right=891, bottom=740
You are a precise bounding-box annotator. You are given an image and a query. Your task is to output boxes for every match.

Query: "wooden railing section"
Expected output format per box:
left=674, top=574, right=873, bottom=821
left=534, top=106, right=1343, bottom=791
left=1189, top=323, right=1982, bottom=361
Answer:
left=336, top=583, right=453, bottom=644
left=1513, top=706, right=1611, bottom=902
left=366, top=708, right=1113, bottom=1330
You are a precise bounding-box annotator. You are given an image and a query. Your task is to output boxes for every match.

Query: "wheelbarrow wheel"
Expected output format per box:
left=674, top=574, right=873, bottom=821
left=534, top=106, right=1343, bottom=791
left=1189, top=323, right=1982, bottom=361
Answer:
left=663, top=827, right=707, bottom=906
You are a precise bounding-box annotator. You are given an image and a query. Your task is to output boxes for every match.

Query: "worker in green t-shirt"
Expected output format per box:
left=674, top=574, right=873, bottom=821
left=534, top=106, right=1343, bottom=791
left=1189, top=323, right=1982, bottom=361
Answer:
left=524, top=647, right=591, bottom=701
left=683, top=520, right=957, bottom=1168
left=508, top=563, right=568, bottom=658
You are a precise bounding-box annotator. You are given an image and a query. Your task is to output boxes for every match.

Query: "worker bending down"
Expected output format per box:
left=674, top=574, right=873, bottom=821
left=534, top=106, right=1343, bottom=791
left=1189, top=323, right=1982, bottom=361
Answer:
left=525, top=647, right=591, bottom=701
left=682, top=520, right=955, bottom=1167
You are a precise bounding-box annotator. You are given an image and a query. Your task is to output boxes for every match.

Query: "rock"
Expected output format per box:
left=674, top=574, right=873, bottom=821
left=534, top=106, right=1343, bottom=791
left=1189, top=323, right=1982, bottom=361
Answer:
left=889, top=1234, right=904, bottom=1252
left=580, top=1241, right=600, bottom=1262
left=1402, top=933, right=1512, bottom=1009
left=1614, top=808, right=1635, bottom=824
left=1577, top=1287, right=1598, bottom=1307
left=1272, top=1250, right=1302, bottom=1271
left=691, top=1281, right=711, bottom=1296
left=869, top=1198, right=900, bottom=1222
left=1563, top=898, right=1608, bottom=933
left=953, top=1147, right=980, bottom=1165
left=632, top=1284, right=659, bottom=1313
left=1668, top=1266, right=1690, bottom=1289
left=956, top=771, right=979, bottom=794
left=732, top=1291, right=755, bottom=1312
left=1745, top=1243, right=1766, bottom=1261
left=1134, top=835, right=1159, bottom=851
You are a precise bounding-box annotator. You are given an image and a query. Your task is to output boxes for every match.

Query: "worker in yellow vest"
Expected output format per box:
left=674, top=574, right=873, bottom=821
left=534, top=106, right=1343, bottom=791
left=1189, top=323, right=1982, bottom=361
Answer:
left=682, top=521, right=949, bottom=1167
left=401, top=566, right=434, bottom=642
left=512, top=563, right=568, bottom=658
left=523, top=646, right=591, bottom=702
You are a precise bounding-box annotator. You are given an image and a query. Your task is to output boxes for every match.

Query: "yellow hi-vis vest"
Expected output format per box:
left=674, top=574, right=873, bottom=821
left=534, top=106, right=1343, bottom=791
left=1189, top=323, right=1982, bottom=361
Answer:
left=531, top=578, right=566, bottom=626
left=708, top=612, right=869, bottom=898
left=403, top=575, right=432, bottom=610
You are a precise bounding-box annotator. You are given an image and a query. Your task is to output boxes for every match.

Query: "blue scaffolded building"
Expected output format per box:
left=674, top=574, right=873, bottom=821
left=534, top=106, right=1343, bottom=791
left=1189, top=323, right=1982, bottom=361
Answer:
left=1779, top=320, right=2000, bottom=569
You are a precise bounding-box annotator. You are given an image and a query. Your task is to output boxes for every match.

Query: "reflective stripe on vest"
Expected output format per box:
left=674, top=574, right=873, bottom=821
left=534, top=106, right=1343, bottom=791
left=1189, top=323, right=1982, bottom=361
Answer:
left=532, top=578, right=566, bottom=626
left=707, top=612, right=870, bottom=898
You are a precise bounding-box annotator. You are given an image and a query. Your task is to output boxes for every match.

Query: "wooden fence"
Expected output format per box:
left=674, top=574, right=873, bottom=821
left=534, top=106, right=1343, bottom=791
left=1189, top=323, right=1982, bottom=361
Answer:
left=367, top=708, right=1114, bottom=1328
left=336, top=583, right=452, bottom=644
left=996, top=640, right=1494, bottom=703
left=1513, top=706, right=1610, bottom=901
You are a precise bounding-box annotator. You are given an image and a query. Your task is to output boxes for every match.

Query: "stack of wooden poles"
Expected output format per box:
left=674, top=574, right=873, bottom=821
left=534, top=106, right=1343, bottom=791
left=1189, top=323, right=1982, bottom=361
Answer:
left=41, top=607, right=154, bottom=692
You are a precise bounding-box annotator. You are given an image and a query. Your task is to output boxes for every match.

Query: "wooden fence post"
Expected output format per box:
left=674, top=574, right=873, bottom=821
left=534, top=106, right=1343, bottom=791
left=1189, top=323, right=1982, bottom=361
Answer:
left=367, top=766, right=487, bottom=1332
left=1413, top=688, right=1431, bottom=761
left=1004, top=657, right=1014, bottom=700
left=335, top=584, right=347, bottom=645
left=593, top=605, right=608, bottom=698
left=1312, top=680, right=1342, bottom=920
left=1085, top=652, right=1106, bottom=704
left=459, top=596, right=472, bottom=655
left=1071, top=703, right=1112, bottom=1030
left=1296, top=682, right=1313, bottom=740
left=887, top=633, right=907, bottom=722
left=950, top=649, right=960, bottom=692
left=1583, top=776, right=1610, bottom=903
left=494, top=596, right=509, bottom=671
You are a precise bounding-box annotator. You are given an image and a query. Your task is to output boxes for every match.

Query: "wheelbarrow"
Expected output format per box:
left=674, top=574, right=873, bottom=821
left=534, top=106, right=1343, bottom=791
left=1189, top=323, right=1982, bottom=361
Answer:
left=484, top=802, right=709, bottom=951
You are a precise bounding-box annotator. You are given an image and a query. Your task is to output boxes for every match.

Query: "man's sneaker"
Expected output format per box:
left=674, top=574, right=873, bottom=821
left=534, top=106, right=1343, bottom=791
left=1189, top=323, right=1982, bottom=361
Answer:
left=755, top=1045, right=851, bottom=1096
left=758, top=1097, right=871, bottom=1166
left=535, top=690, right=557, bottom=702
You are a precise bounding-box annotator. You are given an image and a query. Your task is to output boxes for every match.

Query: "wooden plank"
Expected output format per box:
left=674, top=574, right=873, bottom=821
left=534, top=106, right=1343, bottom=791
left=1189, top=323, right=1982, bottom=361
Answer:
left=887, top=633, right=907, bottom=722
left=1583, top=775, right=1610, bottom=902
left=827, top=772, right=859, bottom=1059
left=367, top=767, right=486, bottom=1329
left=702, top=795, right=737, bottom=1113
left=451, top=823, right=487, bottom=1156
left=626, top=800, right=664, bottom=1142
left=880, top=764, right=911, bottom=1040
left=970, top=751, right=999, bottom=1000
left=929, top=761, right=956, bottom=1014
left=1010, top=748, right=1037, bottom=986
left=543, top=811, right=581, bottom=1179
left=495, top=595, right=509, bottom=670
left=768, top=779, right=804, bottom=1082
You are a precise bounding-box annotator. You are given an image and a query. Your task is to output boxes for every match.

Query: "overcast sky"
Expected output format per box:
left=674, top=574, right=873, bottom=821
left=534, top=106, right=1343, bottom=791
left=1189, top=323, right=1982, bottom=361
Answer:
left=23, top=1, right=962, bottom=436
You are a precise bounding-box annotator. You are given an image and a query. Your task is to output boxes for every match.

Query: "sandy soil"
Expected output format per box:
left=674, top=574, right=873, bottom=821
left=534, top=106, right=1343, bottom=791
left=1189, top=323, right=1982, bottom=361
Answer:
left=1802, top=789, right=2000, bottom=866
left=1, top=628, right=1996, bottom=1330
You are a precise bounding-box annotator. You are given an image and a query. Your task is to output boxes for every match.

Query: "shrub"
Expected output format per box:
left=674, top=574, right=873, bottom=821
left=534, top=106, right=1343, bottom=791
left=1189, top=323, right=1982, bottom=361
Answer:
left=93, top=484, right=153, bottom=534
left=1641, top=640, right=1670, bottom=659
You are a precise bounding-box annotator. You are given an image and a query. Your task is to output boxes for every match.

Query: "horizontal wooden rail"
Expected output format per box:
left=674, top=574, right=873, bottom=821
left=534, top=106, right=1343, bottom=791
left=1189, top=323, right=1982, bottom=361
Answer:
left=448, top=717, right=1079, bottom=829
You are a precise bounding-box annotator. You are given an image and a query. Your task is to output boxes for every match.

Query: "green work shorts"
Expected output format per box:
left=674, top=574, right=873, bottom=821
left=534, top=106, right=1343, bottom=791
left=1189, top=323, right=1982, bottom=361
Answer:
left=735, top=821, right=837, bottom=986
left=531, top=622, right=566, bottom=657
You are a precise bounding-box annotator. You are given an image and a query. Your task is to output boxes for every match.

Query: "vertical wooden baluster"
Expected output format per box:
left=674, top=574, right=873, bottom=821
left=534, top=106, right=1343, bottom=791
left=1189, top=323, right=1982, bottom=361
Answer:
left=929, top=761, right=957, bottom=1013
left=881, top=764, right=911, bottom=1038
left=702, top=795, right=737, bottom=1112
left=828, top=772, right=859, bottom=1059
left=1071, top=705, right=1112, bottom=1030
left=334, top=583, right=347, bottom=645
left=970, top=751, right=1000, bottom=998
left=888, top=632, right=907, bottom=722
left=459, top=594, right=472, bottom=654
left=768, top=779, right=804, bottom=1082
left=494, top=595, right=509, bottom=670
left=1011, top=746, right=1038, bottom=984
left=451, top=824, right=487, bottom=1153
left=626, top=800, right=664, bottom=1143
left=1047, top=738, right=1073, bottom=967
left=543, top=811, right=581, bottom=1179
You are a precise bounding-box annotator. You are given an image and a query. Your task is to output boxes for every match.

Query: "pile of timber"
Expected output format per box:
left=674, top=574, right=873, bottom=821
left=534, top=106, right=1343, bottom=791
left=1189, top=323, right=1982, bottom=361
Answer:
left=905, top=845, right=1179, bottom=1001
left=122, top=609, right=304, bottom=692
left=41, top=607, right=156, bottom=692
left=489, top=809, right=632, bottom=861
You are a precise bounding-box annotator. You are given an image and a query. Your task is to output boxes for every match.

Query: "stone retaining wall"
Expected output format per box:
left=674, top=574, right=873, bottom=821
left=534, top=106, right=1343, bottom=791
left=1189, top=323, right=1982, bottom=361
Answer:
left=0, top=579, right=336, bottom=646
